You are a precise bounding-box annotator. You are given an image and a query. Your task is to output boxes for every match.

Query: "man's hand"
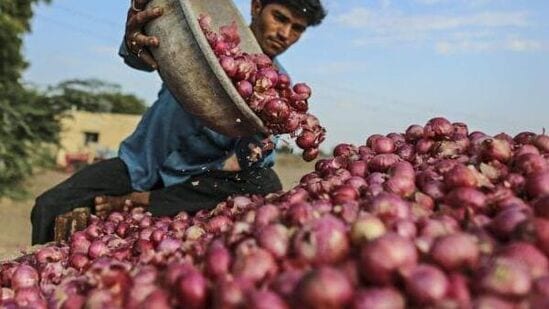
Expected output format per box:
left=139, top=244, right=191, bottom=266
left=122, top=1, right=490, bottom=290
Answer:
left=222, top=153, right=241, bottom=172
left=94, top=191, right=151, bottom=218
left=125, top=0, right=164, bottom=69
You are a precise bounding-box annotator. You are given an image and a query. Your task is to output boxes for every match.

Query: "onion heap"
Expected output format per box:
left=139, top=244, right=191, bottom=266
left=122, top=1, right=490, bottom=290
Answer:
left=1, top=116, right=549, bottom=308
left=198, top=15, right=326, bottom=162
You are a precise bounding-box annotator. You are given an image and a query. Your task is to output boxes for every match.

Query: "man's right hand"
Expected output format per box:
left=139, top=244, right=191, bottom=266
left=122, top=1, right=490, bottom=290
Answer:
left=125, top=0, right=164, bottom=69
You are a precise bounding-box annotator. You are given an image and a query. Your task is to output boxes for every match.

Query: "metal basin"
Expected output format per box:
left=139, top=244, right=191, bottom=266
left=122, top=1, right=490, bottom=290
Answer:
left=145, top=0, right=268, bottom=137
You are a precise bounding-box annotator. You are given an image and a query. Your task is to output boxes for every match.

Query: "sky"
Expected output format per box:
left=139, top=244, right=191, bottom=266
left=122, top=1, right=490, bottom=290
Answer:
left=23, top=0, right=549, bottom=151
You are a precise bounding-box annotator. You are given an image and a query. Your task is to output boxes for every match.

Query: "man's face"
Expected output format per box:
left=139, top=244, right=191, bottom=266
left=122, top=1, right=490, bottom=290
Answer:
left=250, top=1, right=309, bottom=58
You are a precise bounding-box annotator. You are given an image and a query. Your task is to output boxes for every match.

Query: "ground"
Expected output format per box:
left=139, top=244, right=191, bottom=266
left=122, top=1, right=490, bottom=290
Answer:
left=0, top=153, right=315, bottom=260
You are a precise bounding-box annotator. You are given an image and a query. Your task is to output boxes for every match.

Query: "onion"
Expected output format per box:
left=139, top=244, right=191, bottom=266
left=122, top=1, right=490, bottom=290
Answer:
left=372, top=136, right=395, bottom=154
left=430, top=233, right=479, bottom=271
left=351, top=215, right=386, bottom=244
left=293, top=215, right=350, bottom=265
left=257, top=224, right=289, bottom=258
left=69, top=253, right=89, bottom=270
left=11, top=265, right=39, bottom=290
left=403, top=264, right=449, bottom=305
left=270, top=269, right=304, bottom=300
left=534, top=134, right=549, bottom=153
left=405, top=124, right=424, bottom=141
left=473, top=295, right=515, bottom=309
left=368, top=154, right=401, bottom=172
left=246, top=290, right=289, bottom=309
left=296, top=267, right=353, bottom=309
left=444, top=164, right=477, bottom=188
left=444, top=187, right=486, bottom=210
left=499, top=242, right=548, bottom=279
left=479, top=257, right=532, bottom=297
left=525, top=171, right=549, bottom=198
left=233, top=248, right=278, bottom=283
left=35, top=246, right=64, bottom=264
left=481, top=138, right=512, bottom=162
left=366, top=192, right=411, bottom=223
left=176, top=270, right=207, bottom=309
left=331, top=185, right=358, bottom=205
left=424, top=117, right=453, bottom=140
left=514, top=153, right=548, bottom=175
left=352, top=288, right=405, bottom=309
left=488, top=207, right=528, bottom=239
left=293, top=83, right=312, bottom=100
left=360, top=233, right=418, bottom=285
left=415, top=138, right=435, bottom=154
left=205, top=240, right=231, bottom=279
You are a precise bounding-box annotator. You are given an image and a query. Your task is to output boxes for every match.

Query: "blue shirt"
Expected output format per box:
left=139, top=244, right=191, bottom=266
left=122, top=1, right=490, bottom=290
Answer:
left=118, top=43, right=277, bottom=191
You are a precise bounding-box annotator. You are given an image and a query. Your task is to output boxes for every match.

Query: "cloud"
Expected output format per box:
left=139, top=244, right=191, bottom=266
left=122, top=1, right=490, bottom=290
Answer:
left=334, top=6, right=540, bottom=53
left=336, top=9, right=529, bottom=32
left=435, top=36, right=545, bottom=54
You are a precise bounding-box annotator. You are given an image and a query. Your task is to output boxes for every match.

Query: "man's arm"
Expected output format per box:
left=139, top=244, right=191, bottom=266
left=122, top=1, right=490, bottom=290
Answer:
left=120, top=0, right=163, bottom=71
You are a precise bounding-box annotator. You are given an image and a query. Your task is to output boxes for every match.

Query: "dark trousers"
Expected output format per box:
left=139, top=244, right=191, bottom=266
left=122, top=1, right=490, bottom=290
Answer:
left=31, top=158, right=282, bottom=244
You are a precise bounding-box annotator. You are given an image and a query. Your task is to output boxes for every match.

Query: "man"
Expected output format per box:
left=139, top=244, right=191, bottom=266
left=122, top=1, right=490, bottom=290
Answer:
left=31, top=0, right=326, bottom=244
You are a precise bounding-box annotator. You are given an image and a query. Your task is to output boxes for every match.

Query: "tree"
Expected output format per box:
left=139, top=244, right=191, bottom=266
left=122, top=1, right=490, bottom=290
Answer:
left=47, top=79, right=147, bottom=115
left=0, top=0, right=61, bottom=198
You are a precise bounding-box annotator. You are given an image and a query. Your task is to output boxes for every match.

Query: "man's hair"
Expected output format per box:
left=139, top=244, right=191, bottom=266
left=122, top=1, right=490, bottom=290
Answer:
left=259, top=0, right=327, bottom=26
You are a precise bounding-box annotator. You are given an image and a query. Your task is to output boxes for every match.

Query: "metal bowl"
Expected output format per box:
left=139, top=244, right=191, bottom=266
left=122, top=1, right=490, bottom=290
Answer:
left=145, top=0, right=268, bottom=137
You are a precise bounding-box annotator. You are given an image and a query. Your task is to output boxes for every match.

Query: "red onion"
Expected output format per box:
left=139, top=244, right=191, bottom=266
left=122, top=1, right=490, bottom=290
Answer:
left=534, top=134, right=549, bottom=153
left=499, top=242, right=548, bottom=279
left=176, top=269, right=207, bottom=309
left=444, top=164, right=477, bottom=188
left=333, top=143, right=357, bottom=158
left=415, top=138, right=435, bottom=154
left=372, top=136, right=395, bottom=154
left=331, top=185, right=358, bottom=204
left=360, top=233, right=418, bottom=285
left=445, top=272, right=471, bottom=308
left=352, top=287, right=405, bottom=309
left=473, top=295, right=515, bottom=309
left=514, top=131, right=536, bottom=144
left=350, top=215, right=386, bottom=245
left=488, top=207, right=529, bottom=239
left=257, top=223, right=289, bottom=258
left=403, top=264, right=449, bottom=305
left=391, top=219, right=417, bottom=239
left=405, top=124, right=424, bottom=141
left=444, top=187, right=486, bottom=210
left=293, top=83, right=311, bottom=100
left=384, top=175, right=415, bottom=198
left=366, top=192, right=411, bottom=223
left=232, top=248, right=277, bottom=283
left=11, top=265, right=39, bottom=290
left=479, top=257, right=532, bottom=297
left=293, top=215, right=350, bottom=265
left=368, top=154, right=401, bottom=172
left=525, top=171, right=549, bottom=198
left=424, top=117, right=453, bottom=140
left=35, top=246, right=64, bottom=264
left=481, top=138, right=512, bottom=162
left=430, top=233, right=479, bottom=271
left=296, top=267, right=353, bottom=309
left=246, top=290, right=289, bottom=309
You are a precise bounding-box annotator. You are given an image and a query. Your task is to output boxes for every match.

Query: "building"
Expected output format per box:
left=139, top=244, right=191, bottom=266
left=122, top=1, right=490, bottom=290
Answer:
left=56, top=110, right=141, bottom=169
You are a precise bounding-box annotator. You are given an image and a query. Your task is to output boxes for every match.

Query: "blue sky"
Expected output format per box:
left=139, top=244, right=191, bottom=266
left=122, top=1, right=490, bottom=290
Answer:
left=23, top=0, right=548, bottom=151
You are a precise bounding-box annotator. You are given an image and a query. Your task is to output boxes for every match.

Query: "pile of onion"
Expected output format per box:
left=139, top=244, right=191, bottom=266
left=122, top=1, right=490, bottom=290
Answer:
left=198, top=15, right=326, bottom=162
left=1, top=116, right=549, bottom=308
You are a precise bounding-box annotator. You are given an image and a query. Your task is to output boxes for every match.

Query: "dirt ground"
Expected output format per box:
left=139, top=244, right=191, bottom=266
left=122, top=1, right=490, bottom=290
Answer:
left=0, top=153, right=315, bottom=259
